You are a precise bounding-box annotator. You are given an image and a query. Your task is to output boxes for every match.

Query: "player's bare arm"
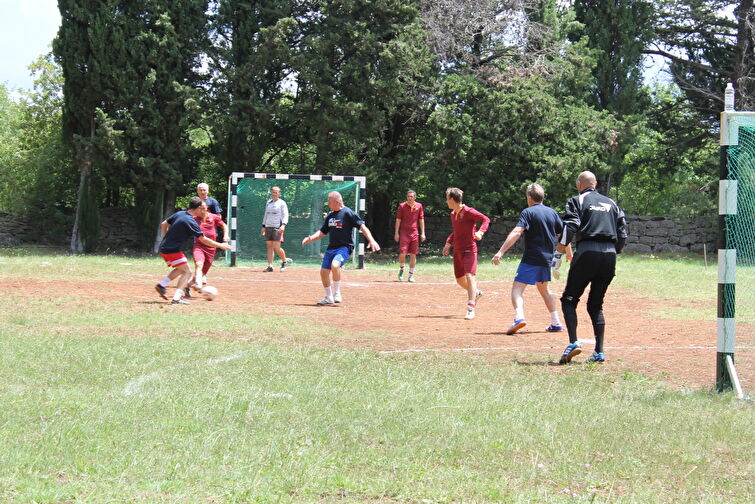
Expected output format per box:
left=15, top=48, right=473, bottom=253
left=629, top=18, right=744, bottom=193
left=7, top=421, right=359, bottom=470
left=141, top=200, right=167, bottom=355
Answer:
left=198, top=236, right=231, bottom=250
left=419, top=218, right=426, bottom=242
left=492, top=226, right=524, bottom=264
left=442, top=242, right=452, bottom=256
left=302, top=231, right=325, bottom=245
left=160, top=220, right=170, bottom=237
left=359, top=224, right=380, bottom=251
left=394, top=218, right=401, bottom=242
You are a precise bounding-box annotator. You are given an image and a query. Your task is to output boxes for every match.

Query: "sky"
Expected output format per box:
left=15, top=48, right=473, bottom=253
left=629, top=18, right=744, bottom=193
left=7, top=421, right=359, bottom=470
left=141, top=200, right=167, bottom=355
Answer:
left=0, top=0, right=60, bottom=92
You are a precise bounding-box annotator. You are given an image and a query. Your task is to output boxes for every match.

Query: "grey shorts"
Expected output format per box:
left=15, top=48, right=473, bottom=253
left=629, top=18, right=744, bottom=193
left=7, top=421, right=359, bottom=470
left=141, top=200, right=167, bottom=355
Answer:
left=264, top=227, right=283, bottom=242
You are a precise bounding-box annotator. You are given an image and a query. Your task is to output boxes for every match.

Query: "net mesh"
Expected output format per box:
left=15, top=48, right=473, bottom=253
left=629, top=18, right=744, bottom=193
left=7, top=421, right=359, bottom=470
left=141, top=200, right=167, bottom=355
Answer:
left=229, top=177, right=361, bottom=265
left=725, top=122, right=755, bottom=328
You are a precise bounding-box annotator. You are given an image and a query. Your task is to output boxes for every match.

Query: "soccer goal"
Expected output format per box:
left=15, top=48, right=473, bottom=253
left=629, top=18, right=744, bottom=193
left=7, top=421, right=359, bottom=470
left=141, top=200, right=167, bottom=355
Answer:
left=718, top=109, right=755, bottom=396
left=226, top=173, right=367, bottom=268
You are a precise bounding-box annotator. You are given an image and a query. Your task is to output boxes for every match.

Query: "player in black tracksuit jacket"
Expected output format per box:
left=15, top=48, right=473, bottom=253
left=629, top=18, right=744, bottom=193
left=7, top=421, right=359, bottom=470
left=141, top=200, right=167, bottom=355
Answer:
left=552, top=171, right=628, bottom=364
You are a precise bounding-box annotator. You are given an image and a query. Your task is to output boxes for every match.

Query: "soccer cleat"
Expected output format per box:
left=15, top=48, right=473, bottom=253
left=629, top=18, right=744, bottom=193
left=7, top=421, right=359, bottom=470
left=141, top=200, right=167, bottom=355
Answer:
left=398, top=268, right=404, bottom=281
left=545, top=324, right=564, bottom=332
left=155, top=284, right=168, bottom=300
left=464, top=308, right=476, bottom=320
left=559, top=341, right=582, bottom=364
left=506, top=319, right=527, bottom=335
left=333, top=292, right=342, bottom=303
left=316, top=297, right=335, bottom=306
left=184, top=287, right=192, bottom=298
left=407, top=274, right=415, bottom=283
left=280, top=258, right=293, bottom=271
left=263, top=266, right=274, bottom=272
left=190, top=283, right=203, bottom=293
left=171, top=298, right=190, bottom=305
left=587, top=352, right=605, bottom=363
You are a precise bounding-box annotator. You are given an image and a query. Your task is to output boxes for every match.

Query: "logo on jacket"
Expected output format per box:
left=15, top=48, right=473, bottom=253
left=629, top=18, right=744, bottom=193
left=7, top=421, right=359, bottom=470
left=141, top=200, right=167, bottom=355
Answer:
left=589, top=202, right=612, bottom=212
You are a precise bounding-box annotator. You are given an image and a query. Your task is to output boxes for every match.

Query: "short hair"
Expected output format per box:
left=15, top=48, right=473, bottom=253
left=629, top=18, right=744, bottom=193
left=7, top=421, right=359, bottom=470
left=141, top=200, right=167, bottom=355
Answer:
left=445, top=187, right=463, bottom=203
left=271, top=186, right=281, bottom=193
left=526, top=183, right=545, bottom=203
left=406, top=189, right=417, bottom=196
left=188, top=196, right=204, bottom=209
left=328, top=191, right=343, bottom=203
left=197, top=183, right=209, bottom=191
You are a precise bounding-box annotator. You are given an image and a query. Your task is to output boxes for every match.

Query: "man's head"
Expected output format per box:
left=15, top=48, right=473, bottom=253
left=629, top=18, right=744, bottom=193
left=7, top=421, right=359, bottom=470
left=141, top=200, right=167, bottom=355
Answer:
left=526, top=183, right=544, bottom=206
left=196, top=183, right=209, bottom=200
left=406, top=190, right=417, bottom=205
left=188, top=197, right=208, bottom=217
left=576, top=171, right=597, bottom=192
left=271, top=186, right=281, bottom=200
left=445, top=187, right=463, bottom=205
left=327, top=191, right=344, bottom=211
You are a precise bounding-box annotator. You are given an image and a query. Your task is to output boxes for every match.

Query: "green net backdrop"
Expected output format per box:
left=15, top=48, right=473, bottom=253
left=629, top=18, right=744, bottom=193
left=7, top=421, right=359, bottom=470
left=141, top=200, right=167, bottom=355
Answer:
left=227, top=175, right=364, bottom=265
left=725, top=121, right=755, bottom=326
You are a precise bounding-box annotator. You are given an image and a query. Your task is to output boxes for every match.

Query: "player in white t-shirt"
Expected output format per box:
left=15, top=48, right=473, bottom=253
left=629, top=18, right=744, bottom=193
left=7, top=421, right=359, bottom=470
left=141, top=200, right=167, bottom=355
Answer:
left=261, top=186, right=293, bottom=272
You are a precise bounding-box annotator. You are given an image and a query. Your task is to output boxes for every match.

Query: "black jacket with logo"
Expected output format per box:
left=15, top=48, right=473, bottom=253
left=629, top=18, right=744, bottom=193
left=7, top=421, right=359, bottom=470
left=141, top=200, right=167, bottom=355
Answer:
left=562, top=187, right=628, bottom=253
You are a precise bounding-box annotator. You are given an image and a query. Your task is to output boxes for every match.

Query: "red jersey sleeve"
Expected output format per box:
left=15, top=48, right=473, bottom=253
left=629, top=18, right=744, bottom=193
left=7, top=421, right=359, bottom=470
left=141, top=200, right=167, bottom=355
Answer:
left=466, top=207, right=490, bottom=233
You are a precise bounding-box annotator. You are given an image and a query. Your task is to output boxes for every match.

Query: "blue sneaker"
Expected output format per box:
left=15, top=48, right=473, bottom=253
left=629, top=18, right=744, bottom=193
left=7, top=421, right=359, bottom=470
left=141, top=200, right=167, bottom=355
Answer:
left=587, top=352, right=605, bottom=363
left=559, top=341, right=582, bottom=364
left=545, top=324, right=564, bottom=332
left=506, top=319, right=527, bottom=335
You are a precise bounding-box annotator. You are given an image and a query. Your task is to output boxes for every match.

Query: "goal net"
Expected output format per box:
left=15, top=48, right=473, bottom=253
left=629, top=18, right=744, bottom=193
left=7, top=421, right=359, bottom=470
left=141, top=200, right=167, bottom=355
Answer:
left=226, top=173, right=367, bottom=267
left=718, top=111, right=755, bottom=392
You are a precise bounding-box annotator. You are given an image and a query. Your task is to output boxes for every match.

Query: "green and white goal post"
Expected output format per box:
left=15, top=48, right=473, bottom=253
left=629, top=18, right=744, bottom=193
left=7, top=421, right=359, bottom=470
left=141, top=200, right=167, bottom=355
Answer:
left=718, top=110, right=755, bottom=397
left=226, top=173, right=368, bottom=268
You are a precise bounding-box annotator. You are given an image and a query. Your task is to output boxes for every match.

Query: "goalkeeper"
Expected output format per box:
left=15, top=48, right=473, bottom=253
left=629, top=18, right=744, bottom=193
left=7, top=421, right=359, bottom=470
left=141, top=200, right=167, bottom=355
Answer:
left=491, top=183, right=566, bottom=335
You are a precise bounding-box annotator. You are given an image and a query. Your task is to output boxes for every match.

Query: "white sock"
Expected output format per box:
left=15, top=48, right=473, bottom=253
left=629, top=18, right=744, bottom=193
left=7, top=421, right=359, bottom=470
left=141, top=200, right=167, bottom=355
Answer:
left=324, top=286, right=333, bottom=299
left=333, top=281, right=341, bottom=295
left=159, top=277, right=170, bottom=287
left=550, top=311, right=562, bottom=325
left=172, top=290, right=183, bottom=301
left=467, top=300, right=476, bottom=310
left=409, top=268, right=415, bottom=275
left=515, top=307, right=525, bottom=320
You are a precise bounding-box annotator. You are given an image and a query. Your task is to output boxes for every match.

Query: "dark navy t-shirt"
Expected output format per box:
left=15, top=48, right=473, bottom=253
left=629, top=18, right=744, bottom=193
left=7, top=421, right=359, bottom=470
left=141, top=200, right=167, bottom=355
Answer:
left=159, top=211, right=204, bottom=253
left=517, top=204, right=563, bottom=267
left=202, top=197, right=222, bottom=215
left=319, top=206, right=364, bottom=251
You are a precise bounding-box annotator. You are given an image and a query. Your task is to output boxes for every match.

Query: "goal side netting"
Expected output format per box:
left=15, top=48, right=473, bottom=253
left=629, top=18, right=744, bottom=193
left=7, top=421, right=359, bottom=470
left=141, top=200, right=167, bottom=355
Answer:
left=718, top=111, right=755, bottom=394
left=226, top=173, right=367, bottom=267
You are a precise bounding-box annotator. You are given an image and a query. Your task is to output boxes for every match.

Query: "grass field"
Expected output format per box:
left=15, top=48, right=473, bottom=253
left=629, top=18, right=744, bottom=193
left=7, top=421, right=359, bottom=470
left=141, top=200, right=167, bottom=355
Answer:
left=0, top=249, right=752, bottom=503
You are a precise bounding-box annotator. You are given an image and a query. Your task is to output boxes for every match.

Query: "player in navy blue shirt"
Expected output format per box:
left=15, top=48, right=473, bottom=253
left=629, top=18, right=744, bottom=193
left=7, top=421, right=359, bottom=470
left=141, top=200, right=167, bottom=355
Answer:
left=196, top=183, right=223, bottom=216
left=301, top=191, right=380, bottom=305
left=154, top=197, right=231, bottom=305
left=492, top=183, right=569, bottom=334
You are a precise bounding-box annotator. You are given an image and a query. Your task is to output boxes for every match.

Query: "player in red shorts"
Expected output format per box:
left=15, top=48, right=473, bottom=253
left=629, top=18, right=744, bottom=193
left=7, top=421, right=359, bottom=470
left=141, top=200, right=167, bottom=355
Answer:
left=155, top=197, right=231, bottom=305
left=441, top=187, right=490, bottom=320
left=393, top=189, right=426, bottom=282
left=189, top=204, right=229, bottom=295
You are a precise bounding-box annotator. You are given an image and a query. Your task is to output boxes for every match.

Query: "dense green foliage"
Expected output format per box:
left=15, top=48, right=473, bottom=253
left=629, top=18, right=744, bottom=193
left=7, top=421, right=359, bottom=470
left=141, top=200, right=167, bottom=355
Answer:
left=0, top=0, right=749, bottom=249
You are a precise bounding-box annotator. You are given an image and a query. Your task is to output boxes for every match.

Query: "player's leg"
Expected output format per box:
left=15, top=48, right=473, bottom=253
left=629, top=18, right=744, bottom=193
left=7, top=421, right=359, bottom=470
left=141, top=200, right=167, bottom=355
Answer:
left=273, top=241, right=290, bottom=270
left=190, top=247, right=205, bottom=293
left=201, top=248, right=215, bottom=283
left=506, top=281, right=528, bottom=334
left=585, top=253, right=616, bottom=361
left=171, top=263, right=193, bottom=304
left=558, top=252, right=594, bottom=363
left=398, top=243, right=407, bottom=280
left=329, top=246, right=350, bottom=303
left=265, top=239, right=275, bottom=272
left=317, top=249, right=336, bottom=305
left=536, top=281, right=563, bottom=331
left=156, top=252, right=188, bottom=300
left=407, top=238, right=419, bottom=282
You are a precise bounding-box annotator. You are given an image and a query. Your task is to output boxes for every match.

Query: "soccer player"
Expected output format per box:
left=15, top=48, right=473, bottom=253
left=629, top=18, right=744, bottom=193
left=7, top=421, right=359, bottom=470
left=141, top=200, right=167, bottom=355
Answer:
left=491, top=183, right=565, bottom=335
left=441, top=187, right=490, bottom=320
left=261, top=186, right=292, bottom=272
left=155, top=197, right=231, bottom=305
left=196, top=182, right=223, bottom=216
left=301, top=191, right=380, bottom=305
left=554, top=171, right=628, bottom=364
left=188, top=202, right=229, bottom=296
left=394, top=189, right=426, bottom=282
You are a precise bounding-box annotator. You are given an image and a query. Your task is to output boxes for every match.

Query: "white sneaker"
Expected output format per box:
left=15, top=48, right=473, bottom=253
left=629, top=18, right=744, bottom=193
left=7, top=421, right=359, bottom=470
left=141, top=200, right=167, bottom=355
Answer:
left=317, top=297, right=334, bottom=306
left=333, top=292, right=342, bottom=303
left=464, top=308, right=475, bottom=320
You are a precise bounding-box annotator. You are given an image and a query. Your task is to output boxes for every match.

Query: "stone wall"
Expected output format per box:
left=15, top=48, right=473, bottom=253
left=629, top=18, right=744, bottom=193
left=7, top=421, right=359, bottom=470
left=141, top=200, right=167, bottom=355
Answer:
left=0, top=209, right=718, bottom=254
left=421, top=214, right=717, bottom=254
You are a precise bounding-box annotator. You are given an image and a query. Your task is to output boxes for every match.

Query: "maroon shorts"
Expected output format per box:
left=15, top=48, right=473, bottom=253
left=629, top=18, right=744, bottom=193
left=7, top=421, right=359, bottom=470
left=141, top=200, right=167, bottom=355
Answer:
left=161, top=252, right=188, bottom=268
left=399, top=236, right=419, bottom=255
left=453, top=248, right=478, bottom=278
left=193, top=246, right=216, bottom=270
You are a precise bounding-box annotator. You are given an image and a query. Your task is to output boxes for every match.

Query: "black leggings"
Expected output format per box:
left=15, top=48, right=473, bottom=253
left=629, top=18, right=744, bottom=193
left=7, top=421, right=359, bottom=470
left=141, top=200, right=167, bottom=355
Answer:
left=560, top=251, right=616, bottom=353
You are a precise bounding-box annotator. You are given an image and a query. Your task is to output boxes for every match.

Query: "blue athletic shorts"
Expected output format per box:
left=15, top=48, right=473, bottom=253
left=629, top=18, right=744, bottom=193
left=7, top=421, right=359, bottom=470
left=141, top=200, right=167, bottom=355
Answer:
left=514, top=262, right=551, bottom=285
left=322, top=246, right=351, bottom=269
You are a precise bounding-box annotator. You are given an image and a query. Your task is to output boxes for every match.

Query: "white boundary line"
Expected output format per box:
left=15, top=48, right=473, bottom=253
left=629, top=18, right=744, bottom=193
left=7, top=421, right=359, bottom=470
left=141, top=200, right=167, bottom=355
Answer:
left=379, top=345, right=755, bottom=354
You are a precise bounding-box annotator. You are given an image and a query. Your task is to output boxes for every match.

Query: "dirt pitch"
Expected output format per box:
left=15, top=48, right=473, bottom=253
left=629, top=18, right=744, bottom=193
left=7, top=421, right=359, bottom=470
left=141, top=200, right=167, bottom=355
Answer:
left=116, top=265, right=753, bottom=391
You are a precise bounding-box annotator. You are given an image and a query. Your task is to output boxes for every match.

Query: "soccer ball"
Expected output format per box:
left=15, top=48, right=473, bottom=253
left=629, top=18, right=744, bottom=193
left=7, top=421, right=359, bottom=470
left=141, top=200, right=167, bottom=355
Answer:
left=201, top=286, right=218, bottom=301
